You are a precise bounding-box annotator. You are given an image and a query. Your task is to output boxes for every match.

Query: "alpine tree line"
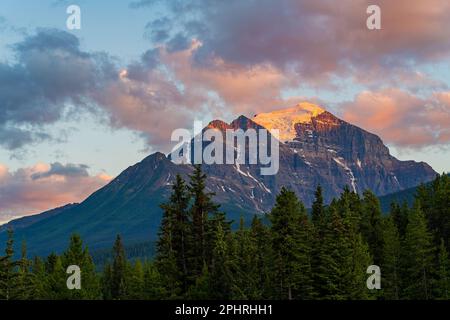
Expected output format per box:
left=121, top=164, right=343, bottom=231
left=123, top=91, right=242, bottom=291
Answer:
left=0, top=166, right=449, bottom=300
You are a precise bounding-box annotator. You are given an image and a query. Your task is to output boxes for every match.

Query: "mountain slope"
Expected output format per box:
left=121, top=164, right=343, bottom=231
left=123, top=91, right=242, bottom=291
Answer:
left=0, top=103, right=437, bottom=256
left=0, top=204, right=78, bottom=233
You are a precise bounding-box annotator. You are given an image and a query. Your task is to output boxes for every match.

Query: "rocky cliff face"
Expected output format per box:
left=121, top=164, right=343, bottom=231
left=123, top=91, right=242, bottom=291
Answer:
left=196, top=104, right=437, bottom=210
left=1, top=103, right=437, bottom=255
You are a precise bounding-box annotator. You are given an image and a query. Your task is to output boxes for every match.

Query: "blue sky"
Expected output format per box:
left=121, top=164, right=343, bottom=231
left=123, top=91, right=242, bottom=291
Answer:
left=0, top=0, right=449, bottom=222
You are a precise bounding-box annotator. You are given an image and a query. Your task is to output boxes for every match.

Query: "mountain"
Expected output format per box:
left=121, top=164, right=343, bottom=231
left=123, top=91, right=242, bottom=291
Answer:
left=378, top=174, right=450, bottom=213
left=0, top=204, right=78, bottom=233
left=0, top=102, right=437, bottom=256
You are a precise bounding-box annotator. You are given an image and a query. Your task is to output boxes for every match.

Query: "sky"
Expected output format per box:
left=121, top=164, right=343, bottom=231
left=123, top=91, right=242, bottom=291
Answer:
left=0, top=0, right=449, bottom=223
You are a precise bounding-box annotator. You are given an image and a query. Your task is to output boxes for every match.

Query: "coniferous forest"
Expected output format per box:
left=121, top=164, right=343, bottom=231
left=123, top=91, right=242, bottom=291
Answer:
left=0, top=166, right=449, bottom=300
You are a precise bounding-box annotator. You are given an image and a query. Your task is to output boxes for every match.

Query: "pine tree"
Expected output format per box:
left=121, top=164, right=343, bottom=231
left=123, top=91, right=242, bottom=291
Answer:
left=390, top=202, right=409, bottom=238
left=416, top=174, right=450, bottom=250
left=110, top=235, right=128, bottom=299
left=319, top=207, right=347, bottom=299
left=142, top=262, right=165, bottom=299
left=311, top=187, right=334, bottom=298
left=188, top=165, right=221, bottom=276
left=340, top=200, right=372, bottom=300
left=249, top=215, right=274, bottom=299
left=269, top=187, right=313, bottom=299
left=127, top=260, right=145, bottom=299
left=0, top=229, right=19, bottom=300
left=14, top=240, right=34, bottom=299
left=186, top=263, right=211, bottom=300
left=160, top=174, right=191, bottom=292
left=361, top=190, right=384, bottom=265
left=209, top=222, right=233, bottom=299
left=101, top=263, right=113, bottom=300
left=31, top=256, right=47, bottom=299
left=44, top=253, right=67, bottom=299
left=435, top=239, right=450, bottom=300
left=311, top=185, right=326, bottom=228
left=402, top=202, right=435, bottom=299
left=62, top=234, right=100, bottom=299
left=156, top=194, right=182, bottom=298
left=231, top=217, right=259, bottom=299
left=381, top=216, right=401, bottom=300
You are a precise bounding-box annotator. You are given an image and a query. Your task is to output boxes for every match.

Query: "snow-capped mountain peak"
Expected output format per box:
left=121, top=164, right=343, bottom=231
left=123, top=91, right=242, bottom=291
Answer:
left=252, top=102, right=325, bottom=142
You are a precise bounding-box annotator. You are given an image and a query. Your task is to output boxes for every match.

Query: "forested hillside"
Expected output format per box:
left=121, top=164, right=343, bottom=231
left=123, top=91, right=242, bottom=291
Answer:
left=1, top=168, right=449, bottom=300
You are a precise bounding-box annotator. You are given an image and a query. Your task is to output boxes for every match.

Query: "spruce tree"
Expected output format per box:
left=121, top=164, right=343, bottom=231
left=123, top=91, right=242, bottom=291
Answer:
left=14, top=240, right=34, bottom=299
left=142, top=262, right=165, bottom=299
left=340, top=200, right=372, bottom=300
left=381, top=216, right=401, bottom=300
left=110, top=235, right=128, bottom=299
left=250, top=215, right=274, bottom=299
left=62, top=234, right=100, bottom=299
left=44, top=253, right=67, bottom=299
left=127, top=260, right=145, bottom=299
left=209, top=222, right=233, bottom=299
left=188, top=165, right=221, bottom=276
left=311, top=188, right=334, bottom=298
left=0, top=229, right=19, bottom=300
left=269, top=187, right=313, bottom=299
left=361, top=190, right=384, bottom=265
left=101, top=262, right=113, bottom=300
left=160, top=174, right=191, bottom=291
left=402, top=202, right=435, bottom=299
left=390, top=202, right=409, bottom=239
left=186, top=263, right=211, bottom=299
left=31, top=256, right=47, bottom=299
left=311, top=185, right=326, bottom=228
left=416, top=174, right=450, bottom=250
left=435, top=239, right=450, bottom=300
left=319, top=207, right=347, bottom=299
left=156, top=194, right=182, bottom=298
left=231, top=217, right=259, bottom=299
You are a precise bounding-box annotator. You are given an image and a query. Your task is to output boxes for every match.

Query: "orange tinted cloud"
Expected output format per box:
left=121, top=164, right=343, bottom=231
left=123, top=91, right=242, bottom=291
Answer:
left=141, top=0, right=450, bottom=85
left=159, top=41, right=293, bottom=115
left=341, top=89, right=450, bottom=147
left=0, top=163, right=112, bottom=224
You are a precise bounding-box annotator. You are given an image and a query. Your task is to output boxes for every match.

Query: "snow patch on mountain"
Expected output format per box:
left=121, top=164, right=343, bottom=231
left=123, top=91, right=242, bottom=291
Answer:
left=333, top=157, right=357, bottom=192
left=253, top=102, right=325, bottom=142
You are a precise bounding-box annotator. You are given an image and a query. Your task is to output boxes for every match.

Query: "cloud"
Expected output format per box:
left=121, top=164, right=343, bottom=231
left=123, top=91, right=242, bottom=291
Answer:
left=340, top=88, right=450, bottom=148
left=158, top=40, right=295, bottom=115
left=0, top=29, right=215, bottom=151
left=0, top=163, right=111, bottom=223
left=3, top=3, right=450, bottom=153
left=0, top=28, right=115, bottom=150
left=31, top=162, right=89, bottom=180
left=133, top=0, right=450, bottom=86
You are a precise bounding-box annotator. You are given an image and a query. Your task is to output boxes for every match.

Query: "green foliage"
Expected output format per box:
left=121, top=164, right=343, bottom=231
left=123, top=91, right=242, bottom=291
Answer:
left=361, top=190, right=384, bottom=265
left=416, top=174, right=450, bottom=250
left=381, top=216, right=402, bottom=299
left=0, top=229, right=19, bottom=299
left=402, top=202, right=435, bottom=299
left=61, top=234, right=100, bottom=299
left=435, top=239, right=450, bottom=299
left=269, top=187, right=313, bottom=299
left=1, top=173, right=449, bottom=300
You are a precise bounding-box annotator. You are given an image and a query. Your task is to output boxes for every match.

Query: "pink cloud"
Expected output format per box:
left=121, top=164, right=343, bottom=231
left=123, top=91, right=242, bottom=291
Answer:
left=143, top=0, right=450, bottom=85
left=159, top=41, right=295, bottom=115
left=0, top=163, right=111, bottom=224
left=341, top=88, right=450, bottom=148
